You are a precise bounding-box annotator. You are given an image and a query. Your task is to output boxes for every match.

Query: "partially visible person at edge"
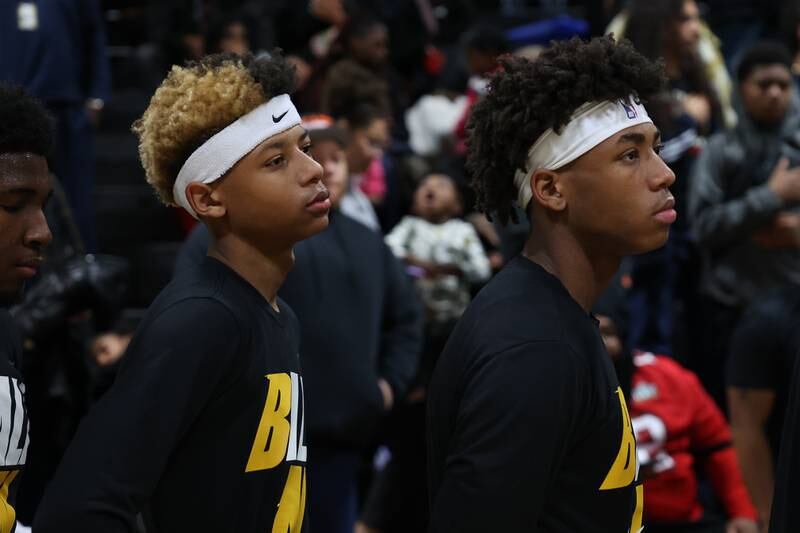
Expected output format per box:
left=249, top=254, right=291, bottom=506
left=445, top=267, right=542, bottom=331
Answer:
left=594, top=290, right=757, bottom=533
left=0, top=84, right=54, bottom=533
left=427, top=36, right=674, bottom=532
left=33, top=52, right=330, bottom=532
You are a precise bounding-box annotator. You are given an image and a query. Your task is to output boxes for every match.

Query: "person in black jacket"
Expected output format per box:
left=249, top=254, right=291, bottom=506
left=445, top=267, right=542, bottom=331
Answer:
left=34, top=53, right=330, bottom=532
left=427, top=36, right=675, bottom=532
left=0, top=84, right=54, bottom=533
left=176, top=114, right=422, bottom=533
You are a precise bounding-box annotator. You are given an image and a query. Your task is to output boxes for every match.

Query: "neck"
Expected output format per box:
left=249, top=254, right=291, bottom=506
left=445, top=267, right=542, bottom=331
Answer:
left=522, top=224, right=620, bottom=312
left=207, top=231, right=293, bottom=311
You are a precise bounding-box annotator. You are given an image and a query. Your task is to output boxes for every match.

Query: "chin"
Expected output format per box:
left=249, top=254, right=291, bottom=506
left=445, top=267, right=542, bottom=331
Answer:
left=631, top=229, right=670, bottom=255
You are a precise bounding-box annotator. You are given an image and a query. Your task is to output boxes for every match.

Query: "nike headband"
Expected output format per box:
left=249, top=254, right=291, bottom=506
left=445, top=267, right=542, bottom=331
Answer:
left=173, top=93, right=302, bottom=218
left=513, top=96, right=652, bottom=209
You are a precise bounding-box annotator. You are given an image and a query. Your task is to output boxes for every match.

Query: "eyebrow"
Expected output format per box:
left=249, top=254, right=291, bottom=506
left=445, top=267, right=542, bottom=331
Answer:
left=616, top=129, right=662, bottom=146
left=258, top=128, right=310, bottom=155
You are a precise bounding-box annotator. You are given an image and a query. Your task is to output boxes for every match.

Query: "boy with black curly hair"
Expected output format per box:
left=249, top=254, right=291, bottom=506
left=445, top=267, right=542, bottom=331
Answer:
left=427, top=36, right=675, bottom=532
left=0, top=83, right=53, bottom=533
left=34, top=53, right=329, bottom=532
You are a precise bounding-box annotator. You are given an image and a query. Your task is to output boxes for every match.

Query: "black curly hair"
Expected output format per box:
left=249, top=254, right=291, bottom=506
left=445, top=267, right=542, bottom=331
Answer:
left=186, top=51, right=297, bottom=102
left=467, top=36, right=666, bottom=225
left=0, top=84, right=53, bottom=158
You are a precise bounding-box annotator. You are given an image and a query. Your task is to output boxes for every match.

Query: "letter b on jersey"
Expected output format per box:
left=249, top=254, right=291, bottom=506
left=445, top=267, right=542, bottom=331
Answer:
left=246, top=372, right=306, bottom=472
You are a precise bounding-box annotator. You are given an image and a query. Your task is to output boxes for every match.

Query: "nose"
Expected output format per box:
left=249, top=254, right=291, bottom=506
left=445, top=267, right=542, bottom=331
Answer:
left=24, top=208, right=52, bottom=251
left=767, top=83, right=783, bottom=100
left=650, top=153, right=675, bottom=190
left=300, top=150, right=323, bottom=186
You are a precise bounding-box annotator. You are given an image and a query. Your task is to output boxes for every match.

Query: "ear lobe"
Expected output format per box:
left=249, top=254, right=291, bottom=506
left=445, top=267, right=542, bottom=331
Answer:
left=185, top=182, right=227, bottom=219
left=530, top=169, right=567, bottom=212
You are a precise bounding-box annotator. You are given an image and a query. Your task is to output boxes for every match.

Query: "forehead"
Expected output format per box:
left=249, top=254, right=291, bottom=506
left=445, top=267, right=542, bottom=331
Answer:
left=746, top=63, right=792, bottom=82
left=0, top=153, right=50, bottom=190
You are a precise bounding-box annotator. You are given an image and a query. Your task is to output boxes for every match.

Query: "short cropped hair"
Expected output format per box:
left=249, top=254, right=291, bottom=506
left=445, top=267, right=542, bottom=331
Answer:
left=0, top=84, right=53, bottom=158
left=133, top=52, right=296, bottom=205
left=467, top=36, right=665, bottom=225
left=737, top=41, right=793, bottom=83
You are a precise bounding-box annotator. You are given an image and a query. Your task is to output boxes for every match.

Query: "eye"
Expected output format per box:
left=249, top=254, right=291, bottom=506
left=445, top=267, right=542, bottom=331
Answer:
left=654, top=143, right=664, bottom=155
left=622, top=149, right=639, bottom=162
left=266, top=155, right=285, bottom=168
left=0, top=204, right=23, bottom=213
left=301, top=143, right=313, bottom=154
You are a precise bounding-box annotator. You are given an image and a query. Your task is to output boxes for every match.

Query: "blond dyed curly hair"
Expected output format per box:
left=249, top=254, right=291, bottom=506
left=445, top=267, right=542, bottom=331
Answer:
left=133, top=52, right=296, bottom=205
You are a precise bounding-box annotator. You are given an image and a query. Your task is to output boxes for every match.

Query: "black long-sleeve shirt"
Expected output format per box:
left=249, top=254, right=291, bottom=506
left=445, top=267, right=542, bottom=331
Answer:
left=427, top=256, right=642, bottom=532
left=34, top=257, right=308, bottom=532
left=176, top=214, right=423, bottom=448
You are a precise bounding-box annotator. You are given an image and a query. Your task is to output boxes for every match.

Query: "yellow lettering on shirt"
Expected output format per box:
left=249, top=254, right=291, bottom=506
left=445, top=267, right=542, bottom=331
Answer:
left=246, top=373, right=291, bottom=472
left=630, top=484, right=644, bottom=533
left=272, top=465, right=306, bottom=532
left=0, top=470, right=19, bottom=533
left=600, top=387, right=637, bottom=490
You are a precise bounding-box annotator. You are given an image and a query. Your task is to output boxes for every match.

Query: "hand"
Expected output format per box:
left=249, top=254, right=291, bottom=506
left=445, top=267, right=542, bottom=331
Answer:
left=683, top=93, right=712, bottom=128
left=309, top=0, right=347, bottom=26
left=752, top=212, right=800, bottom=249
left=725, top=517, right=759, bottom=533
left=767, top=157, right=800, bottom=204
left=377, top=378, right=394, bottom=411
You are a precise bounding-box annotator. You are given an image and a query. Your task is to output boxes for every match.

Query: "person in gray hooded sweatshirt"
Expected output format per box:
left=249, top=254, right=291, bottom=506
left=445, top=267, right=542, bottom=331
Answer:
left=689, top=41, right=800, bottom=406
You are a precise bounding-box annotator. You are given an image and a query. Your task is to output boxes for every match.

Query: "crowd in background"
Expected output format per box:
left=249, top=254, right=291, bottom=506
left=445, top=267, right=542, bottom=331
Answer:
left=3, top=0, right=800, bottom=531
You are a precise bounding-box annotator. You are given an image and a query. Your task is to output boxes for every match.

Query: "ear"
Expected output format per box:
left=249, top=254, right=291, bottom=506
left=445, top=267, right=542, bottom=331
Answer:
left=185, top=182, right=227, bottom=220
left=529, top=169, right=567, bottom=212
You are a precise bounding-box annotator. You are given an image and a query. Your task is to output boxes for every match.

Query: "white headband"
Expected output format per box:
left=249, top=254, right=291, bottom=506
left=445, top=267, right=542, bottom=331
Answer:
left=513, top=96, right=652, bottom=209
left=173, top=93, right=301, bottom=218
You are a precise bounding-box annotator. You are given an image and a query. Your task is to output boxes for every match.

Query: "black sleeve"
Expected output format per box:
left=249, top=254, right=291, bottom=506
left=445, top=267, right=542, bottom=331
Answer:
left=33, top=298, right=242, bottom=532
left=769, top=353, right=800, bottom=533
left=726, top=298, right=785, bottom=389
left=378, top=242, right=423, bottom=399
left=0, top=311, right=22, bottom=370
left=429, top=341, right=583, bottom=533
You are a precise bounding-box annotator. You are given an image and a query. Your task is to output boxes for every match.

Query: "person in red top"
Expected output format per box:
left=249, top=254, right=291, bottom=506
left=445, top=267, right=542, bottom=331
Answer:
left=597, top=310, right=758, bottom=533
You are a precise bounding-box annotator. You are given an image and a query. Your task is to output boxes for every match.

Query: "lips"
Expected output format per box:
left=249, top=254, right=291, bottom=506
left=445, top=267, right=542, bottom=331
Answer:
left=13, top=256, right=43, bottom=278
left=653, top=196, right=677, bottom=224
left=655, top=196, right=675, bottom=214
left=307, top=188, right=330, bottom=207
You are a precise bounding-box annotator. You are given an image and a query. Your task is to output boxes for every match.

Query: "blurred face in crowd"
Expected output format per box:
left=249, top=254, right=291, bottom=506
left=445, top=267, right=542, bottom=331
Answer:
left=220, top=21, right=250, bottom=56
left=668, top=0, right=701, bottom=54
left=0, top=153, right=52, bottom=305
left=413, top=174, right=462, bottom=224
left=345, top=117, right=389, bottom=175
left=348, top=23, right=389, bottom=69
left=597, top=315, right=623, bottom=360
left=740, top=63, right=793, bottom=126
left=310, top=138, right=348, bottom=208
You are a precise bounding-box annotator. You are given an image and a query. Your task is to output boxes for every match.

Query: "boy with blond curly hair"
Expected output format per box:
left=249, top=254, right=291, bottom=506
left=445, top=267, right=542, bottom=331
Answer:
left=34, top=52, right=329, bottom=532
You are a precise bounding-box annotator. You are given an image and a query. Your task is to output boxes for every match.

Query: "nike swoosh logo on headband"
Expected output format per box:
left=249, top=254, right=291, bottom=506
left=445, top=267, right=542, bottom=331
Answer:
left=272, top=110, right=289, bottom=123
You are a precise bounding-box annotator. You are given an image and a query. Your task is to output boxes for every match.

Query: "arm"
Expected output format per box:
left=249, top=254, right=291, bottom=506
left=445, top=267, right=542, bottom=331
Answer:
left=384, top=217, right=413, bottom=260
left=33, top=299, right=241, bottom=532
left=688, top=139, right=782, bottom=252
left=727, top=387, right=776, bottom=529
left=377, top=243, right=423, bottom=403
left=429, top=342, right=580, bottom=532
left=455, top=223, right=491, bottom=284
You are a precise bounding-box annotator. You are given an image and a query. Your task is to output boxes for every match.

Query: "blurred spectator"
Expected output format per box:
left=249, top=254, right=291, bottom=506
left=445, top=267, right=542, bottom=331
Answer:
left=175, top=115, right=422, bottom=533
left=615, top=0, right=716, bottom=356
left=362, top=173, right=489, bottom=532
left=781, top=0, right=800, bottom=86
left=0, top=83, right=54, bottom=533
left=726, top=287, right=800, bottom=527
left=323, top=59, right=392, bottom=230
left=0, top=0, right=111, bottom=252
left=688, top=41, right=799, bottom=406
left=205, top=14, right=252, bottom=56
left=452, top=24, right=510, bottom=158
left=608, top=0, right=735, bottom=130
left=596, top=310, right=758, bottom=533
